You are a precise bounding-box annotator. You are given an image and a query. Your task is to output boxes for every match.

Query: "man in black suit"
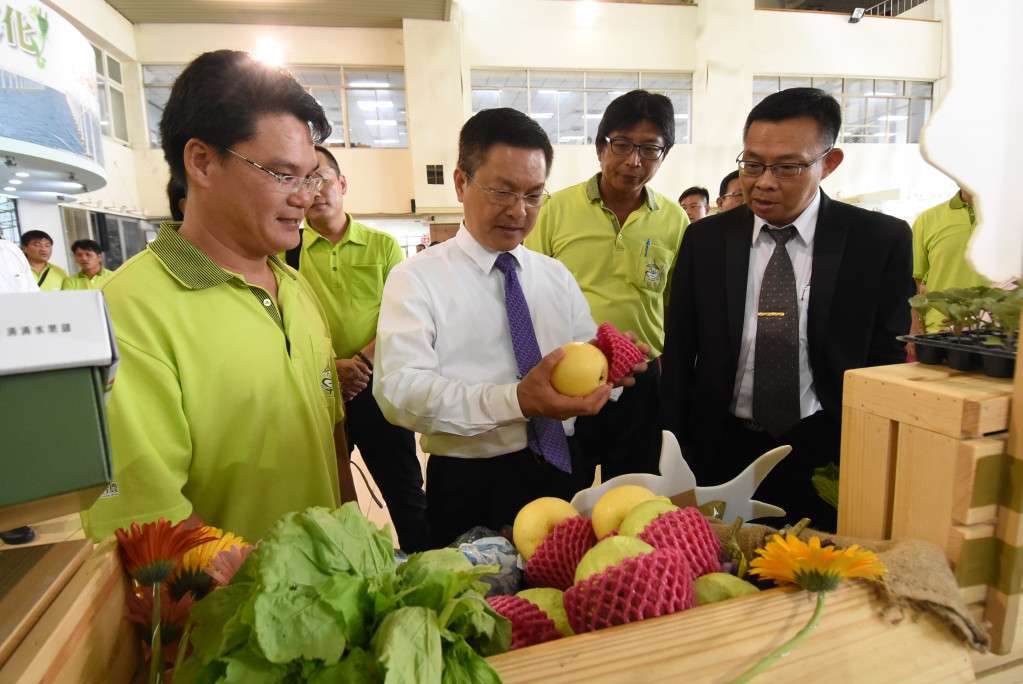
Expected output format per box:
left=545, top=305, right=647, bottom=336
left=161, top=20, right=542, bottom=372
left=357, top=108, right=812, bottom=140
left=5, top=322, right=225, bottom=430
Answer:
left=661, top=88, right=914, bottom=531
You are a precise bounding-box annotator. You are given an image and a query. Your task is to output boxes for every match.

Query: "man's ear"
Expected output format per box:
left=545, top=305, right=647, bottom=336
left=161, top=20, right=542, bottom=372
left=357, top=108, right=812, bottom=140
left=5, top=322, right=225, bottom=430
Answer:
left=183, top=139, right=216, bottom=189
left=453, top=167, right=467, bottom=203
left=820, top=147, right=844, bottom=181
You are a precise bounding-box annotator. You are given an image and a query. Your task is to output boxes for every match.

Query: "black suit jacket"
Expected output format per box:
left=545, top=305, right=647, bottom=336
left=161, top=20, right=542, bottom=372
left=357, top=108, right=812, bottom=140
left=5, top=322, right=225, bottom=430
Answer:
left=660, top=190, right=914, bottom=474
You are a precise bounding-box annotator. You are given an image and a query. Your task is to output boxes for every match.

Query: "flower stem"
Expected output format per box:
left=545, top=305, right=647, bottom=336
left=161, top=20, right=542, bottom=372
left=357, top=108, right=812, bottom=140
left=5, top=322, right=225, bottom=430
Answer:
left=150, top=582, right=164, bottom=684
left=731, top=591, right=826, bottom=684
left=173, top=617, right=193, bottom=676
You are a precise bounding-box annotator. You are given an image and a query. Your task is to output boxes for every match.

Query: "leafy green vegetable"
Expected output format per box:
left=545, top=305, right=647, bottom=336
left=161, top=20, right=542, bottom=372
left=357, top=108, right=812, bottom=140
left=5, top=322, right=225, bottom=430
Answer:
left=813, top=462, right=840, bottom=511
left=372, top=606, right=443, bottom=684
left=440, top=631, right=504, bottom=684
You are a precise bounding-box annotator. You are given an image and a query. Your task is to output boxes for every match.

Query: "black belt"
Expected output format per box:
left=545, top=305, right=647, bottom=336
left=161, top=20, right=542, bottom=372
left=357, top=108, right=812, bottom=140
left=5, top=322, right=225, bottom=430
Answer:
left=730, top=414, right=765, bottom=432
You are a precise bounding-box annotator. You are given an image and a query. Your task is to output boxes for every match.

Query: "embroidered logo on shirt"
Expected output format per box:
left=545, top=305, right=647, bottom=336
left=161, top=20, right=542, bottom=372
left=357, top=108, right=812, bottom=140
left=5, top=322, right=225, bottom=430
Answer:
left=320, top=361, right=335, bottom=398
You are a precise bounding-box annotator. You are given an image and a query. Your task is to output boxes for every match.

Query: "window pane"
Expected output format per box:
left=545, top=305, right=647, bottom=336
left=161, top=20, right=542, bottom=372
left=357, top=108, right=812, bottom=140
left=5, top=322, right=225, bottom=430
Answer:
left=845, top=78, right=873, bottom=95
left=780, top=77, right=811, bottom=90
left=531, top=70, right=584, bottom=90
left=906, top=81, right=933, bottom=98
left=313, top=88, right=346, bottom=146
left=292, top=66, right=341, bottom=87
left=472, top=89, right=501, bottom=114
left=585, top=71, right=638, bottom=90
left=908, top=98, right=931, bottom=143
left=345, top=88, right=407, bottom=148
left=643, top=72, right=692, bottom=90
left=93, top=45, right=103, bottom=74
left=812, top=77, right=843, bottom=94
left=471, top=69, right=527, bottom=88
left=106, top=55, right=122, bottom=84
left=863, top=97, right=887, bottom=143
left=97, top=80, right=111, bottom=137
left=143, top=65, right=182, bottom=86
left=665, top=92, right=691, bottom=145
left=146, top=87, right=171, bottom=147
left=874, top=79, right=903, bottom=96
left=108, top=87, right=129, bottom=141
left=586, top=90, right=616, bottom=140
left=556, top=90, right=585, bottom=144
left=344, top=67, right=404, bottom=88
left=842, top=96, right=866, bottom=143
left=887, top=97, right=910, bottom=143
left=753, top=76, right=779, bottom=93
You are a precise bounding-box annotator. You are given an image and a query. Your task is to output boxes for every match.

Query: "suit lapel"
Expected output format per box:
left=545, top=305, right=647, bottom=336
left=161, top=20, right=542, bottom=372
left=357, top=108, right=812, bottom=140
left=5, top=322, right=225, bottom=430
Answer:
left=726, top=208, right=754, bottom=355
left=808, top=191, right=848, bottom=361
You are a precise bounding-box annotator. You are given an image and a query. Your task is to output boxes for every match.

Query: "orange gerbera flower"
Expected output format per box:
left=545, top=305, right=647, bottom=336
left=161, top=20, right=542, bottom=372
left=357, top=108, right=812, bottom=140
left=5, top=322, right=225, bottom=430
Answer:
left=167, top=527, right=247, bottom=600
left=749, top=534, right=887, bottom=593
left=115, top=519, right=217, bottom=586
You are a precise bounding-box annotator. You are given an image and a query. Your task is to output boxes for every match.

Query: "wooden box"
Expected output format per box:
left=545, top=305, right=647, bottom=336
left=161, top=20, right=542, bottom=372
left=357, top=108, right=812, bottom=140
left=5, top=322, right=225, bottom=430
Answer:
left=838, top=363, right=1018, bottom=655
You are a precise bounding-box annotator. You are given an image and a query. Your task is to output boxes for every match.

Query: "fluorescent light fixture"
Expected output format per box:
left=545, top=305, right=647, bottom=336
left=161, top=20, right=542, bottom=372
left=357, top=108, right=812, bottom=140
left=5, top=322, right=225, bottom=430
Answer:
left=357, top=100, right=394, bottom=110
left=325, top=138, right=345, bottom=144
left=885, top=115, right=908, bottom=120
left=14, top=172, right=29, bottom=178
left=8, top=179, right=21, bottom=185
left=349, top=81, right=389, bottom=88
left=558, top=135, right=586, bottom=142
left=849, top=7, right=865, bottom=22
left=675, top=114, right=689, bottom=120
left=367, top=120, right=398, bottom=126
left=537, top=89, right=558, bottom=95
left=530, top=112, right=554, bottom=119
left=585, top=113, right=603, bottom=119
left=3, top=187, right=15, bottom=192
left=374, top=139, right=399, bottom=145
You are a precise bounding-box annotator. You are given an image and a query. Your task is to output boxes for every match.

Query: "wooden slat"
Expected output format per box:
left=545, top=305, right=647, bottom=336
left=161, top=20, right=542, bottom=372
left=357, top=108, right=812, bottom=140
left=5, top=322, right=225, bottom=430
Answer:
left=890, top=424, right=959, bottom=553
left=954, top=436, right=1008, bottom=525
left=986, top=589, right=1023, bottom=655
left=838, top=406, right=898, bottom=539
left=488, top=583, right=975, bottom=683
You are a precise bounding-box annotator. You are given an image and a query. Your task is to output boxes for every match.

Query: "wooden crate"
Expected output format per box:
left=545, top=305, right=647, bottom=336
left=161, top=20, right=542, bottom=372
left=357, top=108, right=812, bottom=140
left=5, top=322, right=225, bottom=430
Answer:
left=838, top=363, right=1018, bottom=654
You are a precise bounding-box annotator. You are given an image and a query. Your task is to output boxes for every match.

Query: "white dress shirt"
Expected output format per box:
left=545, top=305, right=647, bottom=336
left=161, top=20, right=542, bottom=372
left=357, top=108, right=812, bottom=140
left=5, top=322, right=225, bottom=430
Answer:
left=0, top=239, right=39, bottom=293
left=731, top=190, right=822, bottom=420
left=374, top=225, right=597, bottom=458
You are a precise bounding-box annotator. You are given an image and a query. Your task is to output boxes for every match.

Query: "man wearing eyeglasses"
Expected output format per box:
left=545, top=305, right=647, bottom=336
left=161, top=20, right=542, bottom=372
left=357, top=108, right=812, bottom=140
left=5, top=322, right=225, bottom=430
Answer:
left=661, top=87, right=913, bottom=531
left=375, top=108, right=648, bottom=549
left=82, top=51, right=348, bottom=543
left=716, top=171, right=744, bottom=213
left=525, top=90, right=687, bottom=484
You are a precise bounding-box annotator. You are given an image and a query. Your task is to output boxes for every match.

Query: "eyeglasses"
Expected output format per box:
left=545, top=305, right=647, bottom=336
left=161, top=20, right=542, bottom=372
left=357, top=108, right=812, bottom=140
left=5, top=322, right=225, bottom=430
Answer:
left=603, top=136, right=666, bottom=161
left=464, top=172, right=550, bottom=209
left=720, top=192, right=743, bottom=199
left=226, top=148, right=327, bottom=193
left=735, top=148, right=833, bottom=179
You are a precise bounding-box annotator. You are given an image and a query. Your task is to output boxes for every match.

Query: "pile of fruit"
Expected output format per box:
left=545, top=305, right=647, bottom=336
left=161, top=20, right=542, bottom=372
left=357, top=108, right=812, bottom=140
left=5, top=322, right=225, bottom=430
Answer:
left=487, top=486, right=760, bottom=650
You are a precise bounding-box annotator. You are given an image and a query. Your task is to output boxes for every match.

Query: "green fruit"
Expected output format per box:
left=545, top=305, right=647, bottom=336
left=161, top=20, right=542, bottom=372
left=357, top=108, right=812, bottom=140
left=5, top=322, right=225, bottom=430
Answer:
left=574, top=536, right=654, bottom=584
left=693, top=572, right=760, bottom=605
left=517, top=587, right=573, bottom=637
left=618, top=498, right=679, bottom=538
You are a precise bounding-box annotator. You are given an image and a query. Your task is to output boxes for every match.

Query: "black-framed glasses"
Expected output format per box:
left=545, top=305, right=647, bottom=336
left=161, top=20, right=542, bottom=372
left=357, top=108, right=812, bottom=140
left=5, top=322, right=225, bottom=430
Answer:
left=736, top=148, right=833, bottom=179
left=603, top=136, right=666, bottom=161
left=464, top=172, right=550, bottom=209
left=226, top=148, right=327, bottom=193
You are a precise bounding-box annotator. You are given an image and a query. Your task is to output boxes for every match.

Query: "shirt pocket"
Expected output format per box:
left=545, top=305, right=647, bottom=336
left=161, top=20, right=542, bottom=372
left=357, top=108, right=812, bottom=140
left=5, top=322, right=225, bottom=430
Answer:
left=341, top=264, right=384, bottom=301
left=631, top=244, right=672, bottom=294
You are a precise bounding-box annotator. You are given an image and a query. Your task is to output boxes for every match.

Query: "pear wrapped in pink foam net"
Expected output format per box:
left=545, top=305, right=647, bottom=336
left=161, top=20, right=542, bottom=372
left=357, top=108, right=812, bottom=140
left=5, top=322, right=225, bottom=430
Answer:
left=637, top=507, right=722, bottom=578
left=524, top=516, right=598, bottom=591
left=564, top=547, right=695, bottom=634
left=593, top=322, right=647, bottom=384
left=486, top=594, right=563, bottom=649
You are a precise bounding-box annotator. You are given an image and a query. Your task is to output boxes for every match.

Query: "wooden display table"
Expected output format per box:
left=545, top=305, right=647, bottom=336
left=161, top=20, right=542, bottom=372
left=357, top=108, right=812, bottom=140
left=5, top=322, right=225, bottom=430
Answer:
left=488, top=582, right=975, bottom=682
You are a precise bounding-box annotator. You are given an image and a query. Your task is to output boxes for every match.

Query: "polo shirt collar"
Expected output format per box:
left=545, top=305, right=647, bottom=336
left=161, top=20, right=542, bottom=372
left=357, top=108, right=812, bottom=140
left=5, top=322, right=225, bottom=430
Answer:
left=949, top=191, right=970, bottom=210
left=149, top=221, right=295, bottom=290
left=302, top=214, right=365, bottom=250
left=455, top=220, right=529, bottom=274
left=751, top=188, right=821, bottom=247
left=586, top=173, right=659, bottom=211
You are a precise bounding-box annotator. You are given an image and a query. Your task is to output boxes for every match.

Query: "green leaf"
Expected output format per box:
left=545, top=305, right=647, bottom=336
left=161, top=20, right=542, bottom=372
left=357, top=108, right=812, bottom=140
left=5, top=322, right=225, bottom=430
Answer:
left=252, top=584, right=347, bottom=666
left=441, top=591, right=510, bottom=656
left=372, top=606, right=442, bottom=684
left=306, top=647, right=381, bottom=683
left=187, top=581, right=256, bottom=664
left=315, top=573, right=377, bottom=647
left=219, top=642, right=296, bottom=683
left=440, top=632, right=504, bottom=684
left=813, top=462, right=840, bottom=511
left=397, top=549, right=497, bottom=609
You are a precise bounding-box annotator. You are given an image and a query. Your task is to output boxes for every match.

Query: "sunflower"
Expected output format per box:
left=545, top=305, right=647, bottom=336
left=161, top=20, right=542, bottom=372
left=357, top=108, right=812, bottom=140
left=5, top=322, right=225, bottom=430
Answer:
left=167, top=527, right=248, bottom=600
left=115, top=519, right=217, bottom=587
left=749, top=534, right=887, bottom=593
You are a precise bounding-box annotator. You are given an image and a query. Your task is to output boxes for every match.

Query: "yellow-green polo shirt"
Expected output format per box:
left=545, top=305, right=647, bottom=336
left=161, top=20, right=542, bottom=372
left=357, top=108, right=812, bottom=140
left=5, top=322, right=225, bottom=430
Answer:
left=296, top=216, right=403, bottom=358
left=82, top=223, right=342, bottom=542
left=525, top=173, right=688, bottom=357
left=912, top=192, right=988, bottom=332
left=34, top=262, right=68, bottom=291
left=62, top=267, right=114, bottom=290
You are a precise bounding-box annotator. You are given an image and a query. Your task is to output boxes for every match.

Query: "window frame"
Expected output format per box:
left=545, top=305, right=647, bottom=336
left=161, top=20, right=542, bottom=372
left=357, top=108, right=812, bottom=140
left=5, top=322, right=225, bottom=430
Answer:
left=93, top=45, right=130, bottom=145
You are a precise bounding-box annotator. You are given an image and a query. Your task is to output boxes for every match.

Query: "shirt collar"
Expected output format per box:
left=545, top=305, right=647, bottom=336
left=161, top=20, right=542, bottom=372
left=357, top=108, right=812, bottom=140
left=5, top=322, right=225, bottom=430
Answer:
left=149, top=221, right=294, bottom=290
left=585, top=173, right=659, bottom=211
left=455, top=220, right=529, bottom=274
left=949, top=191, right=970, bottom=210
left=751, top=188, right=821, bottom=247
left=302, top=214, right=363, bottom=249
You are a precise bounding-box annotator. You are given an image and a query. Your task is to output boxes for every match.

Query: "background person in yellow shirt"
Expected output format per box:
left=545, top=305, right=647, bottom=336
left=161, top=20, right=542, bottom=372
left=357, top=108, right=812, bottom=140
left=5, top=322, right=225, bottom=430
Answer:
left=62, top=239, right=113, bottom=290
left=19, top=230, right=68, bottom=291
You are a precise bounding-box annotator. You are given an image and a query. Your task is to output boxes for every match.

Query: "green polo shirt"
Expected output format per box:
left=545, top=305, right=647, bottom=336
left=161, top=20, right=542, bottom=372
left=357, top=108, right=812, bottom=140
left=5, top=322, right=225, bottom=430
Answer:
left=82, top=223, right=342, bottom=542
left=34, top=262, right=69, bottom=291
left=62, top=267, right=114, bottom=290
left=525, top=173, right=688, bottom=357
left=912, top=192, right=988, bottom=332
left=296, top=216, right=403, bottom=358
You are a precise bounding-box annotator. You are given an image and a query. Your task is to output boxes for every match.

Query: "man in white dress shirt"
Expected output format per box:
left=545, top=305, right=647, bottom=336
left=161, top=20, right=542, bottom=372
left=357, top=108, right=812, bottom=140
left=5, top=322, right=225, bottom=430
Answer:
left=376, top=108, right=647, bottom=548
left=0, top=238, right=39, bottom=293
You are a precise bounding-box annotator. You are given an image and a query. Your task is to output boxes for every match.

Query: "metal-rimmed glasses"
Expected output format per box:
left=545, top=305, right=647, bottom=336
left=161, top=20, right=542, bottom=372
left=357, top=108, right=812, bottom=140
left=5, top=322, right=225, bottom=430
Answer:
left=226, top=148, right=327, bottom=193
left=736, top=148, right=834, bottom=179
left=720, top=191, right=744, bottom=200
left=464, top=172, right=550, bottom=209
left=603, top=136, right=666, bottom=161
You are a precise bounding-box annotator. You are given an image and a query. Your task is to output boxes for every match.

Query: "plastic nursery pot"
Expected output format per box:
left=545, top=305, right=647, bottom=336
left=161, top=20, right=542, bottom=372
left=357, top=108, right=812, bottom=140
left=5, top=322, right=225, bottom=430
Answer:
left=946, top=346, right=978, bottom=371
left=914, top=342, right=945, bottom=365
left=981, top=353, right=1016, bottom=379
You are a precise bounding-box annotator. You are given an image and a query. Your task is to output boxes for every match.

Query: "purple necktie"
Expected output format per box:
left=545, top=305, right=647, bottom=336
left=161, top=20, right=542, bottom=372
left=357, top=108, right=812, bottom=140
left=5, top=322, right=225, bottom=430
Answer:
left=495, top=252, right=572, bottom=473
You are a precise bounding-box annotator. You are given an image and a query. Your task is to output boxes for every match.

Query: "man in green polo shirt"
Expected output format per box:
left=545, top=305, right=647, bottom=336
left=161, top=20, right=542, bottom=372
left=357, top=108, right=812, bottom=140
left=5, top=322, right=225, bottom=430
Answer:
left=62, top=239, right=113, bottom=290
left=20, top=230, right=68, bottom=291
left=525, top=89, right=688, bottom=483
left=287, top=145, right=428, bottom=552
left=82, top=50, right=347, bottom=542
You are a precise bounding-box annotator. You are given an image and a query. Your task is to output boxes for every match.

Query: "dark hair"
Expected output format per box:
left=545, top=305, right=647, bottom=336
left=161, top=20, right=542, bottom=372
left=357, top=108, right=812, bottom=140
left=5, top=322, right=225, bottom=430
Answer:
left=679, top=187, right=709, bottom=206
left=718, top=170, right=740, bottom=198
left=160, top=50, right=331, bottom=188
left=314, top=145, right=341, bottom=176
left=167, top=177, right=187, bottom=221
left=20, top=230, right=53, bottom=246
left=458, top=108, right=554, bottom=178
left=596, top=90, right=675, bottom=152
left=743, top=87, right=841, bottom=149
left=71, top=239, right=103, bottom=255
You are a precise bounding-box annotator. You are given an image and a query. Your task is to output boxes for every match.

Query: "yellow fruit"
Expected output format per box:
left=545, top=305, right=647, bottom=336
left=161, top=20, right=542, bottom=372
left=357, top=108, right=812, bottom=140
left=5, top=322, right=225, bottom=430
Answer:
left=550, top=342, right=608, bottom=397
left=618, top=498, right=679, bottom=537
left=516, top=587, right=573, bottom=637
left=591, top=485, right=659, bottom=539
left=574, top=536, right=654, bottom=584
left=512, top=497, right=580, bottom=561
left=693, top=572, right=760, bottom=605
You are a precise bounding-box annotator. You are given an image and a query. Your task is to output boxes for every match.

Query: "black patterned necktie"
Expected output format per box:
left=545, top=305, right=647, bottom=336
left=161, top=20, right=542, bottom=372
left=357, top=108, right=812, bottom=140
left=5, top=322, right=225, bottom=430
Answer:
left=494, top=252, right=572, bottom=473
left=752, top=225, right=801, bottom=438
